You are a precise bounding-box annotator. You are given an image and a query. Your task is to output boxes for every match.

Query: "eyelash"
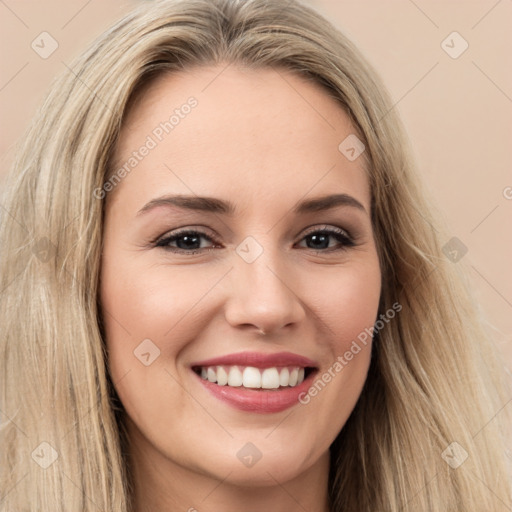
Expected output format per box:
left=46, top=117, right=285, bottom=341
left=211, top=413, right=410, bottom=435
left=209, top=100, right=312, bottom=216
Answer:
left=154, top=225, right=356, bottom=255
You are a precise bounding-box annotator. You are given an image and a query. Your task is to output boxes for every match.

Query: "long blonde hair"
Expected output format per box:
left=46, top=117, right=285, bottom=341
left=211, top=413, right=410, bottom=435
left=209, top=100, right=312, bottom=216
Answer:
left=1, top=0, right=510, bottom=510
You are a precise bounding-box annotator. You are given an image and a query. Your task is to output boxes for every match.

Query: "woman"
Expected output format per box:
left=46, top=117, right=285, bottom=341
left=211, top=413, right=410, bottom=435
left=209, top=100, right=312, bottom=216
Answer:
left=0, top=0, right=510, bottom=510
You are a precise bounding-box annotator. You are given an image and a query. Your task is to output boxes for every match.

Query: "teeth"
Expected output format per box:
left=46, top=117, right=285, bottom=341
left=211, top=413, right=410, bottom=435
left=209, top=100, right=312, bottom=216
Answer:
left=197, top=365, right=307, bottom=389
left=279, top=368, right=289, bottom=386
left=261, top=368, right=280, bottom=389
left=216, top=366, right=228, bottom=386
left=207, top=367, right=217, bottom=383
left=227, top=367, right=243, bottom=387
left=243, top=367, right=261, bottom=388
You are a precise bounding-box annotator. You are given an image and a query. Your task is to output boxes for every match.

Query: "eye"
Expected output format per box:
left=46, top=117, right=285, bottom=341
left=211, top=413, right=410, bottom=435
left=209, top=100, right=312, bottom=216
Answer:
left=155, top=229, right=219, bottom=254
left=154, top=225, right=355, bottom=255
left=296, top=226, right=355, bottom=252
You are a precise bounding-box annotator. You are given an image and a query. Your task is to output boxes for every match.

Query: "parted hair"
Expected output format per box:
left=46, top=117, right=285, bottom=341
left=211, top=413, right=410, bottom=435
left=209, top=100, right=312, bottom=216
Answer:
left=0, top=0, right=510, bottom=510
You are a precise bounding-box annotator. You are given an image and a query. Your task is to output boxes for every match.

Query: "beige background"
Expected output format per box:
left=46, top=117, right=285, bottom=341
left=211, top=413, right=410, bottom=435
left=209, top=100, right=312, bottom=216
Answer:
left=1, top=2, right=511, bottom=377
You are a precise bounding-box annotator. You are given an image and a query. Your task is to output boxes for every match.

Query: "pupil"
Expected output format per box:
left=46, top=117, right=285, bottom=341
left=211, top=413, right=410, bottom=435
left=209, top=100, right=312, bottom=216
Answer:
left=308, top=233, right=329, bottom=249
left=177, top=234, right=200, bottom=249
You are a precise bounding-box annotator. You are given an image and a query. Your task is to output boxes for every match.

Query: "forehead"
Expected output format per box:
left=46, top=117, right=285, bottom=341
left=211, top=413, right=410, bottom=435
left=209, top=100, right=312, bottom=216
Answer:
left=110, top=65, right=370, bottom=214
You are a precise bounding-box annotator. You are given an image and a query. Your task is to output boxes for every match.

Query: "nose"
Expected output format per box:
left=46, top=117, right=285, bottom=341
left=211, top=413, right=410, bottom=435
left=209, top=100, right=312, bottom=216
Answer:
left=223, top=244, right=306, bottom=336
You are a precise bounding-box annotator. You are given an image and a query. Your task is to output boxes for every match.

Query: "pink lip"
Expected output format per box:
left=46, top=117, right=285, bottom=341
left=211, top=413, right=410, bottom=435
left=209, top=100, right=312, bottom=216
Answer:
left=190, top=351, right=318, bottom=414
left=194, top=373, right=317, bottom=413
left=191, top=351, right=317, bottom=369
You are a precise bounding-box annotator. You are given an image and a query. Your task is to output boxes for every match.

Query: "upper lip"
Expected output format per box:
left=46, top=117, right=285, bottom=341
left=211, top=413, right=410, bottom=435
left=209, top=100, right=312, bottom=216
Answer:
left=191, top=351, right=318, bottom=369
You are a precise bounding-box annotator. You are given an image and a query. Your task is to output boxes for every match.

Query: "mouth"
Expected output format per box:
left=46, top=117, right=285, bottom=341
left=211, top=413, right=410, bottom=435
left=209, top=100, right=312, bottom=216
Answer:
left=190, top=351, right=319, bottom=413
left=192, top=365, right=316, bottom=390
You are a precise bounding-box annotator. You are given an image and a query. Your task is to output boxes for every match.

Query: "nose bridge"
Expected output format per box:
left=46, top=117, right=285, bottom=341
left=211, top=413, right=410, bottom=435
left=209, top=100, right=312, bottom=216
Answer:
left=224, top=236, right=305, bottom=333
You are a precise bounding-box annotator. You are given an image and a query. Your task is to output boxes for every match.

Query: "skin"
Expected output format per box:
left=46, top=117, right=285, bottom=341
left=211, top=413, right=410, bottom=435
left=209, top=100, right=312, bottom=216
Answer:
left=100, top=64, right=382, bottom=512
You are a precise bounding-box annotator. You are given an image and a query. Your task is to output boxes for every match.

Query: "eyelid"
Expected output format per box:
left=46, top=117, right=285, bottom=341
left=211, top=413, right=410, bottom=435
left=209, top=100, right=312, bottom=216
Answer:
left=300, top=224, right=353, bottom=239
left=154, top=226, right=218, bottom=245
left=154, top=223, right=357, bottom=254
left=295, top=225, right=356, bottom=251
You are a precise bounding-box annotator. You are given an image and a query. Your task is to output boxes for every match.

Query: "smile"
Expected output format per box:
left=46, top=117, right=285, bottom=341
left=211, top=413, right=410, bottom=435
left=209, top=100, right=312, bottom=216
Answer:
left=194, top=365, right=311, bottom=389
left=190, top=351, right=318, bottom=413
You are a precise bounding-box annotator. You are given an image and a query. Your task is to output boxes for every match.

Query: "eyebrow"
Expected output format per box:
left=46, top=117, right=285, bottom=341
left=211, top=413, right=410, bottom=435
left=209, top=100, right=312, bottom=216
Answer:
left=136, top=193, right=367, bottom=217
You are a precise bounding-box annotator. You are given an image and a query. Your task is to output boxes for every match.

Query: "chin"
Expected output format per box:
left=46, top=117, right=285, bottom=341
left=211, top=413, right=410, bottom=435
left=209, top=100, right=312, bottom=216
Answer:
left=186, top=439, right=325, bottom=488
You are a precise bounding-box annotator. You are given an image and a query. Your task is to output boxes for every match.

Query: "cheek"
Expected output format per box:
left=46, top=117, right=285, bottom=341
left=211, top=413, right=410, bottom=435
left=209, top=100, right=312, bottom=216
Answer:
left=311, top=260, right=381, bottom=349
left=300, top=263, right=380, bottom=400
left=302, top=258, right=380, bottom=404
left=98, top=257, right=204, bottom=428
left=99, top=254, right=225, bottom=382
left=100, top=253, right=213, bottom=340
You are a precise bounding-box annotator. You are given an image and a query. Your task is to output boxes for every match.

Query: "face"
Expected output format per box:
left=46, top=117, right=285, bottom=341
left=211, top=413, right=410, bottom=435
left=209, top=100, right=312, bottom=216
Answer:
left=100, top=64, right=381, bottom=489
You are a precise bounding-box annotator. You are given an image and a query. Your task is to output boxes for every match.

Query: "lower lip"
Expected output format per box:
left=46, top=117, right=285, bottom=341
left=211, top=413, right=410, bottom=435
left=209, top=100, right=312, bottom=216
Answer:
left=193, top=370, right=316, bottom=413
